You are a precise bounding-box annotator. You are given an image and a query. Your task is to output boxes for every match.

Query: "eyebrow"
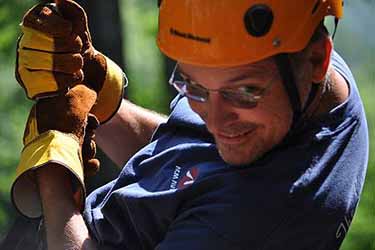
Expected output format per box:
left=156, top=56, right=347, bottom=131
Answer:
left=179, top=72, right=194, bottom=83
left=176, top=67, right=189, bottom=78
left=177, top=66, right=277, bottom=88
left=226, top=73, right=258, bottom=84
left=227, top=67, right=278, bottom=83
left=177, top=73, right=201, bottom=88
left=180, top=73, right=265, bottom=93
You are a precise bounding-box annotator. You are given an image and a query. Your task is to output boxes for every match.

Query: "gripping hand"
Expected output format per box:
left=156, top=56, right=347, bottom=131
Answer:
left=16, top=0, right=126, bottom=124
left=12, top=85, right=98, bottom=218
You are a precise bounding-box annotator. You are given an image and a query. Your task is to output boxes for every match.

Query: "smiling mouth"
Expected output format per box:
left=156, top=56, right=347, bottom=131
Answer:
left=215, top=129, right=256, bottom=145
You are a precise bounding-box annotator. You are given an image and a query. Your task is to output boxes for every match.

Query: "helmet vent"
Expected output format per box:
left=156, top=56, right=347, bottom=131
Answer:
left=312, top=0, right=321, bottom=15
left=244, top=5, right=274, bottom=37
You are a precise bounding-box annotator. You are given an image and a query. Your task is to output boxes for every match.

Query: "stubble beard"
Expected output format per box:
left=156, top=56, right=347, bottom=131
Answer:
left=215, top=138, right=266, bottom=166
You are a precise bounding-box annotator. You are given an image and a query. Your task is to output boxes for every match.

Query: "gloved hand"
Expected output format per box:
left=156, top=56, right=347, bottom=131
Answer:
left=16, top=0, right=127, bottom=124
left=12, top=84, right=98, bottom=218
left=11, top=0, right=109, bottom=218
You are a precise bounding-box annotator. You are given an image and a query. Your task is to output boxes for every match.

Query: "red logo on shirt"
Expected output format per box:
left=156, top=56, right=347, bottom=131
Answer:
left=178, top=167, right=199, bottom=189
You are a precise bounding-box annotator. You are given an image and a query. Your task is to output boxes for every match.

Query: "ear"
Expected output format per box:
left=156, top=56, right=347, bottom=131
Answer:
left=309, top=36, right=333, bottom=83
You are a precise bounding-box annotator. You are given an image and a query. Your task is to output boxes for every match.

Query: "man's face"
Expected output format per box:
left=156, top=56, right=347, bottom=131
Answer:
left=178, top=58, right=294, bottom=166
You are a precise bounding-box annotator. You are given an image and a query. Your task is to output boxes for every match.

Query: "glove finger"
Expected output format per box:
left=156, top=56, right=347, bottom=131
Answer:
left=87, top=113, right=100, bottom=131
left=19, top=48, right=83, bottom=74
left=82, top=138, right=100, bottom=177
left=83, top=139, right=97, bottom=161
left=84, top=158, right=100, bottom=177
left=82, top=114, right=99, bottom=159
left=17, top=66, right=83, bottom=99
left=22, top=4, right=72, bottom=38
left=55, top=0, right=88, bottom=36
left=82, top=114, right=100, bottom=176
left=20, top=26, right=82, bottom=53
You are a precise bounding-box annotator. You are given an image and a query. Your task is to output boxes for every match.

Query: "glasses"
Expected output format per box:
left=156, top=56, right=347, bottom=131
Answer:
left=169, top=64, right=275, bottom=109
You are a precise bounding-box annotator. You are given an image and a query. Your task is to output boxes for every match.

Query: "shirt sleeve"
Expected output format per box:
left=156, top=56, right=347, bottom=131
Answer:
left=155, top=214, right=244, bottom=250
left=260, top=208, right=348, bottom=250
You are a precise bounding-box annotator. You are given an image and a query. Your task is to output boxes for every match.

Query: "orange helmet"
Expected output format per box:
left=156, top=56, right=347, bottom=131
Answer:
left=157, top=0, right=343, bottom=67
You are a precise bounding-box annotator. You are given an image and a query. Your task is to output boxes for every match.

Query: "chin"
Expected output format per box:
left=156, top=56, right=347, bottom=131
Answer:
left=217, top=143, right=265, bottom=166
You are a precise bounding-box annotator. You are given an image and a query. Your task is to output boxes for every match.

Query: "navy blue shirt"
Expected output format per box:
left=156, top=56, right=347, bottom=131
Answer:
left=84, top=52, right=369, bottom=250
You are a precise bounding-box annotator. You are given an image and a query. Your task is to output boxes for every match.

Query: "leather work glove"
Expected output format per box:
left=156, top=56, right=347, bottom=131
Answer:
left=11, top=0, right=114, bottom=218
left=16, top=0, right=127, bottom=124
left=12, top=85, right=98, bottom=218
left=15, top=0, right=110, bottom=175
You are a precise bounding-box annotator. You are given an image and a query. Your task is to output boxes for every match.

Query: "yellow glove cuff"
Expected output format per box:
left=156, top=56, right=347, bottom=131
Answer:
left=91, top=55, right=127, bottom=124
left=12, top=130, right=85, bottom=219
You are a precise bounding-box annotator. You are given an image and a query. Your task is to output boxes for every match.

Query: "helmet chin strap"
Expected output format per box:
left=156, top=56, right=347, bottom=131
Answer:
left=274, top=53, right=322, bottom=143
left=274, top=54, right=302, bottom=127
left=332, top=17, right=340, bottom=40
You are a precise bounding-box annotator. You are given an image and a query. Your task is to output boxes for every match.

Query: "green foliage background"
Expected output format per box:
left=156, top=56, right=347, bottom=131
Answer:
left=0, top=0, right=374, bottom=249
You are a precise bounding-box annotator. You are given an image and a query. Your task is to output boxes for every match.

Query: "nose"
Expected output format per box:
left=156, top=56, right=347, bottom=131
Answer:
left=205, top=93, right=239, bottom=134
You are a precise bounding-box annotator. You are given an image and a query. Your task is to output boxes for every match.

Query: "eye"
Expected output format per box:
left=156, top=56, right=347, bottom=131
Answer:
left=237, top=85, right=262, bottom=95
left=186, top=81, right=206, bottom=93
left=221, top=88, right=259, bottom=108
left=186, top=81, right=207, bottom=95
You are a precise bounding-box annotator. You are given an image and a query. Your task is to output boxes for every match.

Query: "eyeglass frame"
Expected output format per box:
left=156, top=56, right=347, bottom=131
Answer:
left=168, top=64, right=277, bottom=109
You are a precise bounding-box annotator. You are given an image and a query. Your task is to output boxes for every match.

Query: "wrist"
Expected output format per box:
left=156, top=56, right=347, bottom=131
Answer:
left=36, top=164, right=74, bottom=204
left=91, top=54, right=127, bottom=124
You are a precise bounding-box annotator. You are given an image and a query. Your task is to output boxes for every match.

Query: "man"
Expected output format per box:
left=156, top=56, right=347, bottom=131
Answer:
left=11, top=0, right=368, bottom=249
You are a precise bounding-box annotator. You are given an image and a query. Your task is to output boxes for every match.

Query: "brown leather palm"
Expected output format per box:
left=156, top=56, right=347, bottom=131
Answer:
left=24, top=84, right=100, bottom=175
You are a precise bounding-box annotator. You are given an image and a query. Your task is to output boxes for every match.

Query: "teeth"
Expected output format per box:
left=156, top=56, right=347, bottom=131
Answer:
left=221, top=130, right=251, bottom=138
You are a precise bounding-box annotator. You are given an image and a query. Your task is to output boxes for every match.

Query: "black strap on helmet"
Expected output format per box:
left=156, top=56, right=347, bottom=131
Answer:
left=275, top=54, right=322, bottom=146
left=332, top=17, right=340, bottom=40
left=274, top=54, right=302, bottom=127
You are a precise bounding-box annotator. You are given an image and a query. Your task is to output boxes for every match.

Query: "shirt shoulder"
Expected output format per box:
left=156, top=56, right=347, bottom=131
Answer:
left=329, top=51, right=367, bottom=121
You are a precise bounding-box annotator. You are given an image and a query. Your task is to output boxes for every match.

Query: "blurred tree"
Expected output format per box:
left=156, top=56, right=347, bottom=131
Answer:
left=76, top=0, right=125, bottom=69
left=0, top=0, right=37, bottom=237
left=0, top=0, right=36, bottom=62
left=121, top=0, right=171, bottom=114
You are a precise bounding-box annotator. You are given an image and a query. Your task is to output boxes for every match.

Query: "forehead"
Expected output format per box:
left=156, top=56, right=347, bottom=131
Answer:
left=178, top=57, right=278, bottom=84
